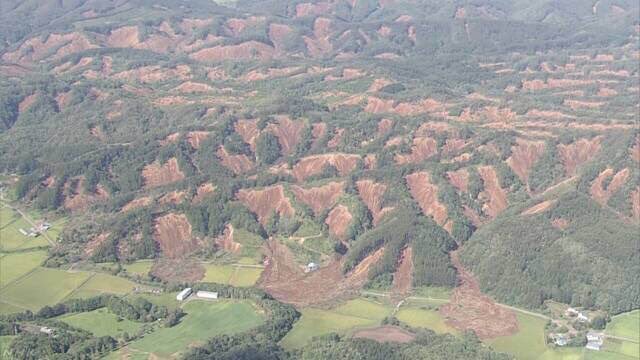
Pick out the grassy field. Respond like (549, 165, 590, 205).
(280, 298, 391, 349)
(396, 307, 457, 335)
(123, 261, 154, 276)
(0, 207, 64, 251)
(110, 300, 264, 358)
(60, 308, 142, 337)
(69, 273, 137, 298)
(201, 263, 262, 287)
(0, 250, 47, 288)
(606, 310, 639, 341)
(0, 335, 15, 359)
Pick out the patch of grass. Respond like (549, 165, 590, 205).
(293, 219, 322, 238)
(333, 298, 391, 321)
(128, 292, 180, 311)
(123, 261, 154, 276)
(412, 286, 452, 300)
(0, 268, 91, 311)
(0, 250, 47, 288)
(601, 338, 640, 359)
(201, 264, 263, 287)
(0, 213, 33, 251)
(396, 307, 457, 335)
(201, 264, 235, 284)
(123, 300, 264, 358)
(0, 208, 18, 228)
(0, 301, 25, 315)
(0, 335, 15, 359)
(606, 310, 639, 341)
(486, 313, 548, 360)
(233, 228, 264, 260)
(59, 308, 142, 337)
(71, 273, 137, 297)
(228, 267, 263, 287)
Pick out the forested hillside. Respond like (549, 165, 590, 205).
(0, 0, 638, 357)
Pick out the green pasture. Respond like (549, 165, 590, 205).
(60, 308, 142, 337)
(396, 307, 457, 335)
(606, 310, 639, 341)
(0, 250, 47, 288)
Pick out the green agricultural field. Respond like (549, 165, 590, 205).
(396, 307, 457, 335)
(0, 207, 18, 228)
(123, 261, 153, 276)
(115, 300, 264, 358)
(69, 273, 137, 298)
(606, 310, 639, 341)
(0, 250, 47, 288)
(200, 264, 263, 287)
(280, 298, 391, 349)
(0, 213, 34, 251)
(228, 267, 263, 287)
(599, 338, 640, 359)
(0, 335, 15, 359)
(201, 264, 235, 283)
(60, 308, 142, 337)
(128, 292, 180, 311)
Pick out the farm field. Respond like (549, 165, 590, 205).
(60, 308, 142, 337)
(0, 335, 15, 359)
(606, 310, 640, 341)
(395, 307, 457, 335)
(0, 250, 47, 288)
(0, 206, 64, 251)
(201, 263, 262, 287)
(122, 261, 154, 276)
(109, 300, 264, 359)
(280, 298, 391, 349)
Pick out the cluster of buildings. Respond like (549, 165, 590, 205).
(176, 288, 219, 301)
(18, 221, 51, 237)
(549, 308, 605, 351)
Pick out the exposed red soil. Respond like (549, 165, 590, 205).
(3, 33, 96, 64)
(385, 136, 404, 148)
(159, 132, 180, 146)
(522, 78, 595, 90)
(234, 119, 260, 151)
(597, 87, 618, 97)
(153, 213, 200, 258)
(267, 116, 305, 155)
(292, 153, 360, 181)
(150, 259, 205, 283)
(395, 15, 413, 22)
(374, 52, 401, 60)
(121, 196, 152, 212)
(478, 166, 508, 218)
(84, 232, 111, 258)
(356, 180, 394, 226)
(291, 181, 344, 215)
(630, 136, 640, 163)
(89, 126, 106, 140)
(54, 57, 94, 74)
(405, 172, 449, 227)
(416, 122, 452, 135)
(593, 54, 615, 62)
(442, 138, 469, 155)
(295, 2, 331, 17)
(558, 137, 602, 175)
(258, 240, 384, 307)
(327, 128, 344, 148)
(364, 154, 377, 170)
(113, 65, 190, 83)
(325, 68, 365, 81)
(525, 109, 574, 119)
(352, 326, 415, 343)
(459, 106, 516, 123)
(392, 246, 413, 295)
(325, 205, 353, 240)
(215, 224, 241, 254)
(303, 17, 333, 57)
(217, 146, 255, 174)
(173, 81, 213, 93)
(237, 185, 295, 224)
(590, 168, 630, 205)
(54, 91, 72, 111)
(185, 131, 210, 149)
(18, 93, 38, 113)
(153, 96, 195, 106)
(591, 69, 629, 77)
(141, 158, 185, 188)
(447, 169, 470, 193)
(395, 137, 438, 164)
(378, 25, 392, 37)
(244, 67, 300, 81)
(377, 118, 394, 135)
(521, 200, 556, 216)
(190, 41, 275, 62)
(63, 177, 109, 211)
(269, 23, 294, 52)
(440, 250, 518, 339)
(225, 17, 264, 37)
(506, 139, 545, 185)
(564, 99, 604, 110)
(158, 190, 186, 205)
(365, 96, 446, 116)
(193, 183, 216, 203)
(551, 218, 570, 230)
(631, 187, 640, 221)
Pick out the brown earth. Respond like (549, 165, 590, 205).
(378, 25, 392, 37)
(558, 137, 602, 175)
(269, 23, 294, 52)
(292, 153, 360, 181)
(158, 190, 186, 205)
(160, 132, 180, 146)
(121, 196, 152, 212)
(521, 200, 556, 215)
(395, 137, 438, 164)
(327, 128, 344, 148)
(377, 118, 394, 135)
(365, 96, 445, 116)
(478, 166, 508, 218)
(630, 136, 640, 163)
(237, 185, 295, 224)
(551, 218, 570, 230)
(447, 169, 470, 193)
(84, 232, 111, 258)
(18, 93, 38, 113)
(304, 17, 333, 57)
(258, 240, 384, 307)
(244, 67, 301, 81)
(295, 2, 331, 17)
(440, 250, 518, 339)
(63, 177, 109, 211)
(291, 181, 344, 215)
(267, 116, 305, 155)
(235, 119, 260, 151)
(564, 99, 604, 110)
(597, 87, 618, 97)
(217, 146, 255, 174)
(589, 168, 630, 205)
(173, 82, 214, 93)
(325, 68, 365, 81)
(506, 139, 545, 185)
(190, 41, 275, 62)
(392, 246, 413, 295)
(442, 138, 469, 155)
(369, 79, 393, 93)
(356, 180, 394, 226)
(153, 213, 200, 258)
(525, 109, 574, 119)
(385, 136, 404, 148)
(153, 96, 194, 106)
(325, 205, 353, 240)
(631, 187, 640, 221)
(215, 224, 241, 254)
(89, 126, 105, 140)
(405, 172, 449, 227)
(364, 154, 377, 170)
(141, 158, 185, 188)
(193, 183, 216, 203)
(150, 259, 205, 283)
(55, 91, 72, 111)
(112, 65, 190, 83)
(352, 326, 415, 343)
(185, 131, 210, 149)
(3, 33, 96, 64)
(522, 78, 595, 90)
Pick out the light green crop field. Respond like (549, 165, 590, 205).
(201, 264, 262, 287)
(0, 207, 18, 228)
(60, 308, 142, 337)
(201, 264, 235, 283)
(0, 250, 47, 288)
(0, 267, 91, 312)
(115, 300, 264, 358)
(396, 307, 457, 335)
(0, 214, 34, 251)
(280, 298, 391, 349)
(228, 267, 263, 287)
(0, 335, 15, 359)
(123, 261, 154, 276)
(606, 310, 639, 341)
(70, 273, 137, 298)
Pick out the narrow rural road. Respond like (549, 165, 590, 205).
(1, 201, 56, 246)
